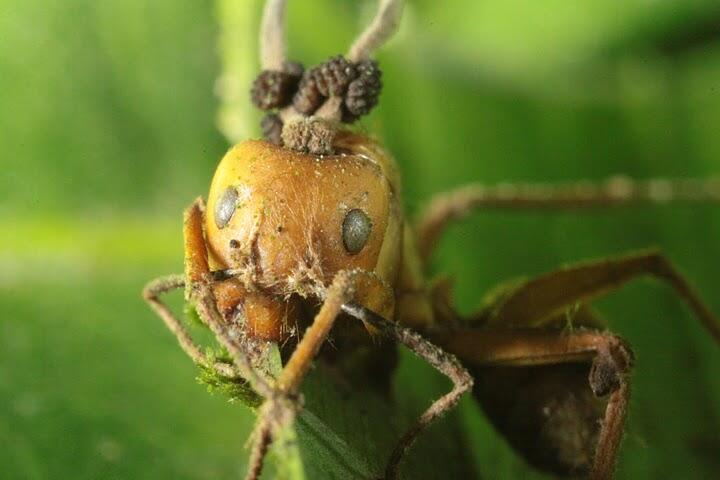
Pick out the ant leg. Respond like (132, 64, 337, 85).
(471, 249, 720, 344)
(142, 275, 235, 378)
(245, 415, 273, 480)
(276, 270, 359, 392)
(143, 275, 205, 365)
(150, 195, 257, 383)
(342, 303, 474, 480)
(183, 197, 210, 285)
(183, 198, 274, 397)
(593, 383, 629, 480)
(239, 270, 363, 480)
(430, 327, 632, 480)
(143, 196, 275, 393)
(246, 269, 471, 480)
(416, 177, 720, 260)
(189, 279, 284, 480)
(430, 250, 720, 479)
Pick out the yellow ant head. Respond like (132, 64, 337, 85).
(205, 131, 403, 302)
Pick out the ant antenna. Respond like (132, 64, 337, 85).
(251, 0, 404, 155)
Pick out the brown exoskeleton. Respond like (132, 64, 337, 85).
(144, 1, 720, 479)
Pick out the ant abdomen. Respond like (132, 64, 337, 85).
(473, 362, 604, 477)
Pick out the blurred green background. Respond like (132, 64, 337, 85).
(2, 0, 720, 478)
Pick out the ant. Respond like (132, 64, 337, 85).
(144, 1, 720, 479)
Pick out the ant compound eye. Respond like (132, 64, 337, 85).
(342, 208, 372, 255)
(215, 186, 238, 229)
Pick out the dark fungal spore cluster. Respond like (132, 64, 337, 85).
(250, 70, 297, 111)
(250, 61, 304, 111)
(293, 55, 357, 114)
(343, 60, 382, 122)
(251, 56, 383, 144)
(260, 113, 284, 145)
(250, 61, 304, 144)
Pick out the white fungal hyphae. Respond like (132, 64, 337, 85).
(237, 184, 253, 203)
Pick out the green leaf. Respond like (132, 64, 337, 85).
(2, 0, 720, 479)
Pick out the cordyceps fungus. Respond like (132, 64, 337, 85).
(249, 0, 400, 155)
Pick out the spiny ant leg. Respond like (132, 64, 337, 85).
(417, 177, 720, 260)
(277, 270, 359, 393)
(189, 276, 274, 399)
(177, 197, 277, 479)
(190, 282, 287, 480)
(142, 274, 236, 378)
(343, 303, 474, 480)
(174, 282, 275, 480)
(243, 269, 464, 480)
(183, 197, 275, 398)
(240, 269, 363, 480)
(591, 379, 630, 480)
(648, 253, 720, 343)
(435, 249, 720, 478)
(473, 250, 720, 345)
(143, 275, 206, 365)
(245, 416, 273, 480)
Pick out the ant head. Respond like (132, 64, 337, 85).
(250, 0, 405, 155)
(205, 131, 403, 297)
